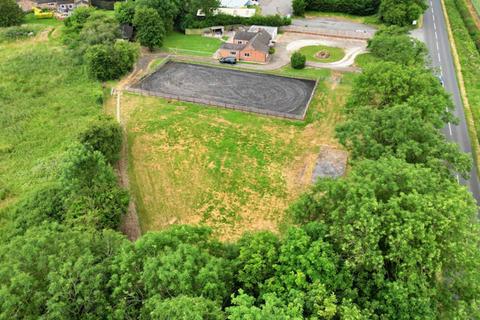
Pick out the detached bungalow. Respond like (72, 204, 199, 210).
(219, 29, 272, 63)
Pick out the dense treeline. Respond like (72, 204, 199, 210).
(1, 23, 479, 318)
(453, 0, 480, 50)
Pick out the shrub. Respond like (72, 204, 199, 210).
(268, 47, 275, 54)
(85, 40, 139, 81)
(78, 115, 122, 164)
(293, 0, 307, 16)
(2, 26, 35, 40)
(291, 51, 306, 69)
(0, 0, 24, 27)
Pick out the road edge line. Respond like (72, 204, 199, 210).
(440, 0, 480, 176)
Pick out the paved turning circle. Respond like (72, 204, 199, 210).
(133, 61, 316, 119)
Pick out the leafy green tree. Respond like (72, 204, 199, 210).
(347, 61, 453, 127)
(133, 7, 166, 50)
(379, 0, 427, 26)
(60, 143, 129, 229)
(291, 51, 306, 69)
(368, 26, 427, 66)
(136, 0, 180, 31)
(289, 157, 480, 318)
(79, 115, 122, 164)
(0, 0, 24, 27)
(293, 0, 306, 16)
(336, 103, 471, 177)
(64, 6, 96, 34)
(142, 295, 224, 319)
(235, 232, 279, 296)
(114, 1, 137, 24)
(0, 224, 128, 319)
(227, 290, 301, 319)
(109, 225, 234, 319)
(85, 40, 139, 81)
(75, 12, 120, 54)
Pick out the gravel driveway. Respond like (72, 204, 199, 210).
(259, 0, 292, 16)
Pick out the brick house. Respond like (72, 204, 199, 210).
(218, 29, 272, 63)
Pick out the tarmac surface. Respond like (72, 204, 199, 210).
(133, 61, 316, 118)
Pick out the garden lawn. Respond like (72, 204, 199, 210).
(112, 69, 352, 240)
(162, 32, 223, 56)
(0, 30, 103, 209)
(298, 45, 345, 63)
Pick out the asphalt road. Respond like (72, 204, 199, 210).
(423, 0, 480, 203)
(259, 0, 292, 16)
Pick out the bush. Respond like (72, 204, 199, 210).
(2, 26, 35, 40)
(293, 0, 307, 16)
(114, 1, 136, 24)
(291, 51, 306, 69)
(133, 7, 166, 50)
(78, 115, 122, 164)
(305, 0, 380, 16)
(85, 40, 139, 81)
(268, 47, 275, 54)
(0, 0, 24, 27)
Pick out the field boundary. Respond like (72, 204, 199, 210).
(127, 61, 318, 120)
(441, 0, 480, 174)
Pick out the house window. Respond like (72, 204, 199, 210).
(244, 53, 250, 57)
(230, 51, 237, 55)
(68, 4, 74, 8)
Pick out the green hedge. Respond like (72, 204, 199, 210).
(453, 0, 480, 51)
(305, 0, 380, 15)
(445, 0, 480, 144)
(183, 14, 291, 30)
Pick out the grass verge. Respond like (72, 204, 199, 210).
(443, 0, 480, 174)
(304, 11, 382, 27)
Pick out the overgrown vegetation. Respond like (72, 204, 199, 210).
(0, 0, 24, 27)
(445, 0, 480, 146)
(453, 0, 480, 50)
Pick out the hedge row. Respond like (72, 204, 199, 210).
(305, 0, 380, 16)
(453, 0, 480, 51)
(183, 14, 291, 30)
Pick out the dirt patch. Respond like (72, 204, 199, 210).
(312, 146, 348, 182)
(315, 50, 331, 59)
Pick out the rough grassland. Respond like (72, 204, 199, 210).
(0, 29, 102, 209)
(114, 70, 351, 240)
